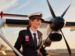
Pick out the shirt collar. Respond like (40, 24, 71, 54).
(29, 28, 37, 35)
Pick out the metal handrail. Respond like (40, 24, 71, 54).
(0, 34, 23, 56)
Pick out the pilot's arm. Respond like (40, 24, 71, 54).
(14, 31, 24, 56)
(40, 46, 50, 56)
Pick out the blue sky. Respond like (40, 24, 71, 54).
(0, 0, 75, 50)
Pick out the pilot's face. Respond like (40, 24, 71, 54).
(31, 18, 41, 29)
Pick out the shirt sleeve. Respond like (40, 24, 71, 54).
(14, 31, 24, 56)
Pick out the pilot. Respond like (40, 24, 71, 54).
(14, 12, 50, 56)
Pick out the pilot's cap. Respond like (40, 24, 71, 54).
(28, 12, 44, 21)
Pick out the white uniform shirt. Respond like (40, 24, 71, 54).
(29, 28, 39, 46)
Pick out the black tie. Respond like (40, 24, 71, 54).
(33, 33, 37, 47)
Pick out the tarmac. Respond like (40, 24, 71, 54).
(0, 51, 75, 56)
(47, 51, 75, 56)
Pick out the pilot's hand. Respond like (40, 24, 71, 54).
(46, 55, 50, 56)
